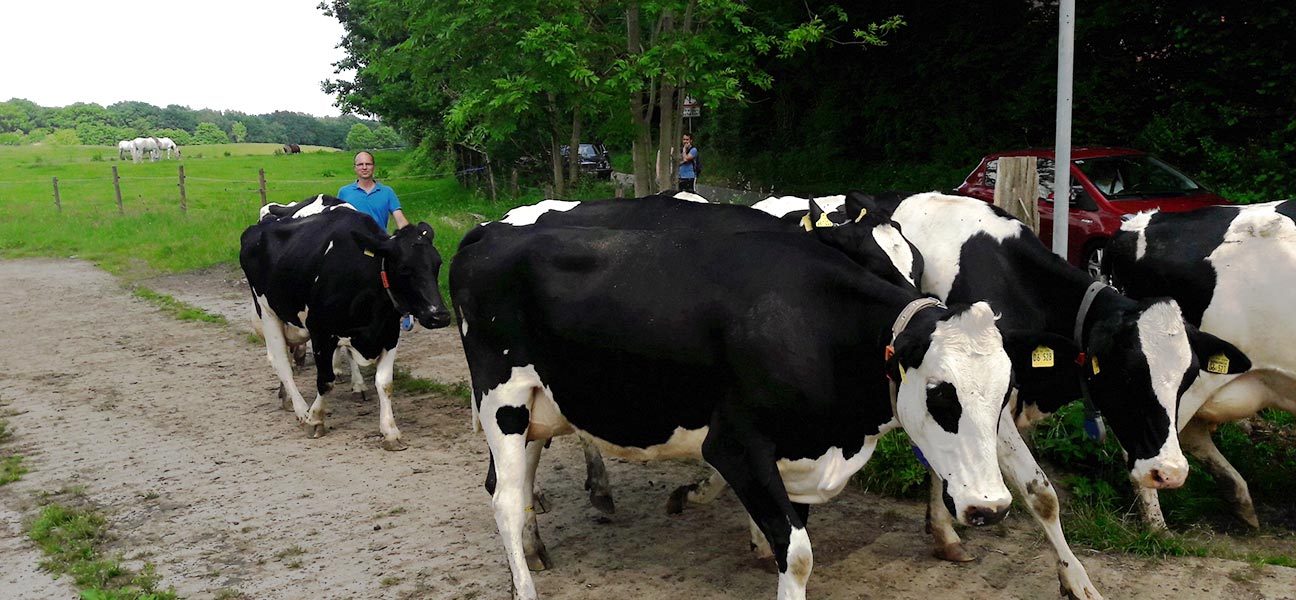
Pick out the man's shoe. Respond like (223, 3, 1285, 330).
(400, 314, 415, 331)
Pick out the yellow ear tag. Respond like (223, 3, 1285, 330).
(800, 215, 813, 232)
(1031, 346, 1055, 368)
(898, 365, 907, 383)
(854, 208, 868, 223)
(1206, 354, 1230, 374)
(815, 212, 834, 228)
(363, 250, 375, 257)
(1091, 356, 1101, 375)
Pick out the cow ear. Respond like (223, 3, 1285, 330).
(417, 222, 435, 241)
(808, 197, 834, 229)
(845, 191, 880, 221)
(350, 227, 396, 258)
(1002, 331, 1085, 410)
(1187, 326, 1251, 375)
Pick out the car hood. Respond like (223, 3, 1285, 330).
(1106, 192, 1231, 215)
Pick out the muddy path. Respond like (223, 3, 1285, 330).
(1, 257, 1294, 599)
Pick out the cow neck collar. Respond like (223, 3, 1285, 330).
(891, 296, 945, 343)
(1073, 281, 1111, 347)
(379, 257, 403, 312)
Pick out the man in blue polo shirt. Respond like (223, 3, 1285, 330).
(338, 150, 415, 329)
(337, 151, 410, 231)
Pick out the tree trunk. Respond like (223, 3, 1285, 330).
(627, 5, 652, 197)
(546, 92, 566, 196)
(653, 10, 678, 192)
(568, 112, 582, 185)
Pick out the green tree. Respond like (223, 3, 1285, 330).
(47, 128, 82, 145)
(231, 121, 248, 143)
(345, 123, 377, 150)
(193, 122, 230, 145)
(154, 128, 193, 146)
(373, 125, 402, 148)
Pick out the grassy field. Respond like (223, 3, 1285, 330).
(0, 143, 620, 281)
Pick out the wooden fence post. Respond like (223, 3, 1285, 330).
(112, 166, 123, 214)
(258, 168, 268, 206)
(993, 156, 1039, 234)
(53, 177, 61, 213)
(178, 165, 188, 213)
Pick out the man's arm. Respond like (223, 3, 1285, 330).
(392, 208, 411, 230)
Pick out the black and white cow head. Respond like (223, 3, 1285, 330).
(801, 197, 924, 289)
(888, 301, 1013, 526)
(1084, 297, 1248, 487)
(363, 223, 453, 329)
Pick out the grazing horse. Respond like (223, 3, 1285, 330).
(283, 143, 301, 154)
(117, 140, 135, 161)
(132, 137, 160, 163)
(157, 137, 178, 160)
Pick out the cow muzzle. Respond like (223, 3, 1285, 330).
(416, 308, 453, 329)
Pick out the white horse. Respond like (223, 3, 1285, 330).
(117, 140, 135, 161)
(157, 137, 178, 160)
(132, 137, 160, 163)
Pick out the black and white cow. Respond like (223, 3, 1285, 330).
(1105, 200, 1295, 529)
(451, 202, 1023, 600)
(758, 191, 1250, 600)
(239, 194, 452, 450)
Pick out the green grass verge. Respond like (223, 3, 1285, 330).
(130, 287, 227, 325)
(391, 367, 471, 404)
(2, 455, 26, 486)
(28, 502, 177, 600)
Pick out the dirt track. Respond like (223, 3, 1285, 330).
(2, 257, 1295, 599)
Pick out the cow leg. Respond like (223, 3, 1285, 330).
(577, 436, 615, 514)
(333, 346, 366, 401)
(480, 375, 546, 600)
(926, 469, 973, 562)
(1180, 417, 1260, 529)
(305, 335, 340, 439)
(256, 305, 313, 428)
(996, 409, 1101, 600)
(521, 438, 552, 570)
(667, 467, 728, 514)
(372, 347, 406, 451)
(703, 427, 811, 600)
(291, 342, 308, 373)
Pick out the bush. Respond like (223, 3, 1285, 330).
(192, 123, 228, 145)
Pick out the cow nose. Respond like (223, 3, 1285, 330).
(419, 309, 453, 329)
(962, 504, 1009, 527)
(1144, 466, 1188, 490)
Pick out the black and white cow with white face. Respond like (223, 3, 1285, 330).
(759, 191, 1250, 600)
(451, 202, 1019, 600)
(1106, 201, 1292, 529)
(240, 194, 452, 450)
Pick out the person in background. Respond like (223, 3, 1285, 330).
(678, 134, 698, 192)
(337, 151, 415, 330)
(338, 151, 410, 231)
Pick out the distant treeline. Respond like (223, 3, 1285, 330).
(0, 98, 403, 150)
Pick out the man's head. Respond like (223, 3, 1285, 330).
(354, 151, 376, 181)
(682, 134, 693, 147)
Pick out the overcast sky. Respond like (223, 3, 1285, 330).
(2, 1, 350, 117)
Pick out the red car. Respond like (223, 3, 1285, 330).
(956, 147, 1231, 278)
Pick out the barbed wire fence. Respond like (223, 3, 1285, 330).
(0, 165, 481, 214)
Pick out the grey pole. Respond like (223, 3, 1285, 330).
(1052, 0, 1075, 259)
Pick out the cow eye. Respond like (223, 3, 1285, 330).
(926, 382, 961, 434)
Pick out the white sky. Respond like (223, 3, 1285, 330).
(1, 1, 351, 117)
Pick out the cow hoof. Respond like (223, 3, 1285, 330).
(589, 491, 615, 515)
(352, 390, 367, 402)
(382, 438, 409, 452)
(933, 542, 975, 563)
(532, 491, 550, 514)
(666, 485, 691, 515)
(525, 547, 552, 572)
(308, 423, 326, 439)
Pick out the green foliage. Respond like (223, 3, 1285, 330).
(193, 122, 230, 145)
(28, 503, 178, 600)
(345, 123, 377, 150)
(852, 430, 929, 499)
(48, 129, 82, 145)
(231, 121, 248, 143)
(152, 129, 191, 146)
(1, 455, 26, 486)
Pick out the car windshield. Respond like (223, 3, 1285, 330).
(1075, 155, 1205, 200)
(578, 144, 600, 159)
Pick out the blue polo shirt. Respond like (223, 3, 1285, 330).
(679, 147, 698, 179)
(337, 181, 401, 229)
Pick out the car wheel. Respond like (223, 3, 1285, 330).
(1083, 241, 1108, 283)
